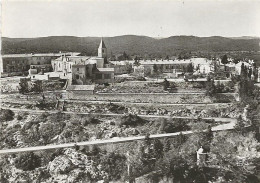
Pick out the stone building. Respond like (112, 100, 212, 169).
(52, 39, 114, 84)
(1, 53, 74, 77)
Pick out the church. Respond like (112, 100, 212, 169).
(51, 38, 114, 85)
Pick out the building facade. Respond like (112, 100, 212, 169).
(52, 39, 114, 84)
(1, 53, 75, 77)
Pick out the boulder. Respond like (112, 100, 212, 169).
(48, 156, 74, 175)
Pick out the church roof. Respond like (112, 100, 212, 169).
(99, 38, 106, 49)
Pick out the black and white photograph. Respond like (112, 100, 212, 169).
(0, 0, 260, 182)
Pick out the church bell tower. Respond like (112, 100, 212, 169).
(98, 38, 107, 60)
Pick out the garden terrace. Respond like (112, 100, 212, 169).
(63, 101, 241, 118)
(95, 81, 207, 93)
(67, 93, 237, 104)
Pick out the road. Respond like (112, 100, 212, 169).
(0, 120, 235, 155)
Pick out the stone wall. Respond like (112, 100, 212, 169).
(66, 92, 236, 104)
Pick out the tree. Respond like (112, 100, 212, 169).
(18, 78, 29, 94)
(162, 78, 170, 91)
(123, 51, 129, 60)
(0, 109, 15, 122)
(99, 152, 127, 181)
(205, 77, 216, 96)
(186, 63, 194, 73)
(221, 54, 228, 65)
(209, 131, 260, 181)
(153, 64, 158, 74)
(124, 62, 132, 74)
(234, 115, 245, 134)
(119, 114, 146, 127)
(241, 63, 248, 78)
(14, 152, 41, 171)
(133, 59, 140, 67)
(32, 80, 43, 93)
(153, 64, 161, 79)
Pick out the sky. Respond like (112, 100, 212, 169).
(1, 0, 260, 38)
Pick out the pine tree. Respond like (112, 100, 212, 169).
(221, 54, 228, 65)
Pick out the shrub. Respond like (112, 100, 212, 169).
(106, 103, 127, 114)
(0, 109, 15, 122)
(39, 122, 66, 144)
(17, 115, 23, 120)
(83, 116, 100, 126)
(119, 114, 146, 127)
(99, 152, 127, 181)
(136, 76, 146, 81)
(158, 118, 190, 133)
(14, 152, 41, 171)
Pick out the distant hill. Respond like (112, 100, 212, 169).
(229, 36, 260, 40)
(2, 35, 260, 57)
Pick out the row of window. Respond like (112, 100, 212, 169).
(96, 73, 111, 79)
(4, 60, 28, 65)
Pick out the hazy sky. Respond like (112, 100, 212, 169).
(1, 0, 260, 38)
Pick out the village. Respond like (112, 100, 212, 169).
(1, 37, 260, 182)
(1, 0, 260, 182)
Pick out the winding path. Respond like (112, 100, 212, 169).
(0, 109, 236, 155)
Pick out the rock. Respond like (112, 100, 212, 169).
(108, 132, 117, 138)
(48, 156, 74, 175)
(132, 128, 140, 135)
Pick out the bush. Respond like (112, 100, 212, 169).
(99, 152, 127, 181)
(0, 109, 15, 122)
(106, 103, 127, 114)
(83, 116, 100, 126)
(119, 114, 146, 127)
(17, 115, 23, 120)
(158, 118, 190, 133)
(136, 76, 146, 81)
(39, 122, 66, 144)
(14, 152, 41, 171)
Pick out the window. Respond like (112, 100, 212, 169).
(75, 74, 79, 79)
(104, 74, 111, 79)
(102, 49, 105, 53)
(77, 68, 79, 71)
(96, 73, 102, 79)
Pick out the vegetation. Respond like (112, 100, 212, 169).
(158, 118, 190, 133)
(3, 36, 259, 56)
(0, 109, 15, 122)
(162, 78, 170, 91)
(119, 114, 146, 127)
(221, 54, 228, 65)
(14, 152, 41, 171)
(205, 77, 216, 96)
